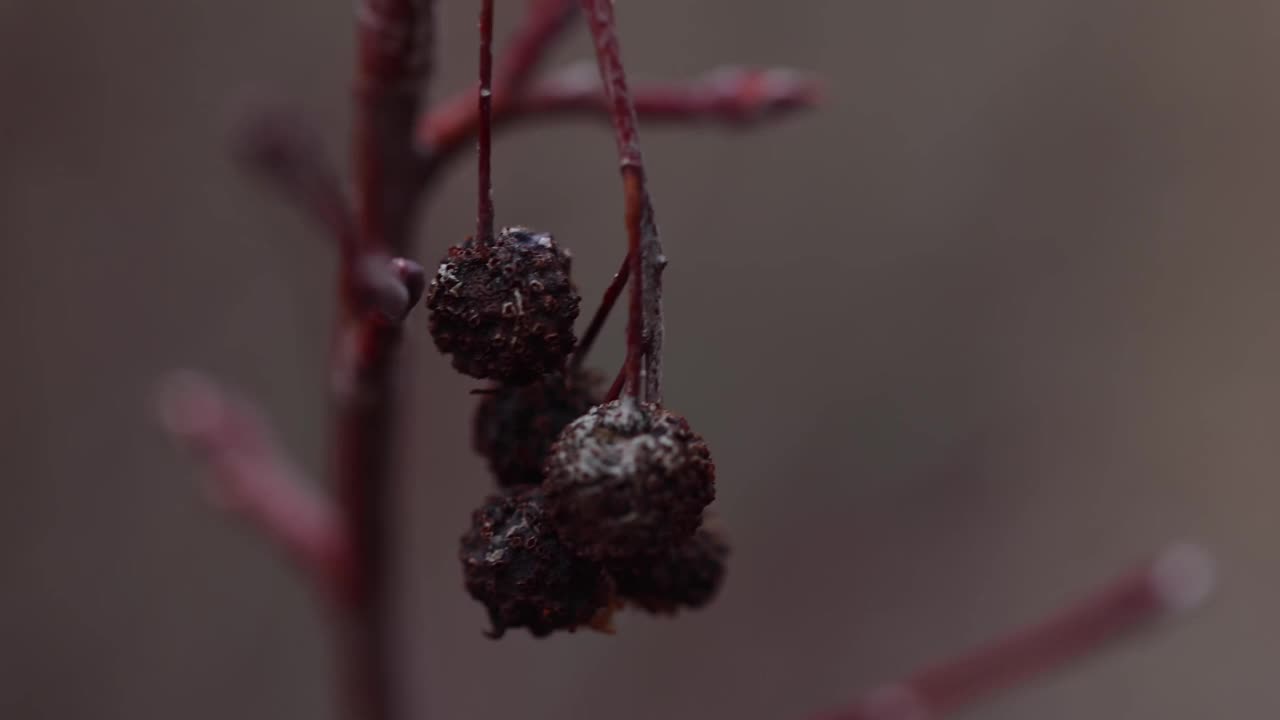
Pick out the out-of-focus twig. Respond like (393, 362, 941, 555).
(156, 372, 351, 604)
(813, 543, 1216, 720)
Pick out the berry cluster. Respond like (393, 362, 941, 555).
(428, 235, 726, 638)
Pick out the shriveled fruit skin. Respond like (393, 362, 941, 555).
(427, 227, 580, 384)
(543, 398, 715, 561)
(459, 489, 613, 638)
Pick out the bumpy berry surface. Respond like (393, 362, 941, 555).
(542, 398, 716, 560)
(473, 370, 602, 489)
(608, 527, 729, 614)
(426, 227, 580, 384)
(459, 489, 613, 638)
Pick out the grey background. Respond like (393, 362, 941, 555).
(3, 1, 1278, 718)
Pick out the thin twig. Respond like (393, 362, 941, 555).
(156, 372, 352, 605)
(234, 106, 358, 253)
(814, 543, 1216, 720)
(579, 0, 664, 403)
(419, 64, 819, 174)
(417, 0, 576, 168)
(476, 0, 496, 243)
(604, 361, 628, 403)
(496, 0, 578, 93)
(570, 252, 630, 370)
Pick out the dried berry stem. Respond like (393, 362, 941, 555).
(579, 0, 664, 403)
(815, 543, 1215, 720)
(571, 251, 630, 370)
(344, 2, 434, 719)
(622, 170, 646, 397)
(604, 362, 628, 403)
(156, 372, 352, 605)
(475, 0, 495, 244)
(418, 0, 575, 162)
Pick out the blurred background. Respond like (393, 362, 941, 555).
(4, 1, 1279, 718)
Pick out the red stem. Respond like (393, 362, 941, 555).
(579, 0, 664, 403)
(815, 544, 1215, 719)
(476, 0, 495, 244)
(421, 0, 575, 145)
(496, 0, 578, 93)
(156, 372, 352, 606)
(415, 0, 576, 183)
(570, 251, 630, 370)
(419, 65, 819, 173)
(622, 170, 645, 397)
(345, 2, 433, 719)
(604, 361, 628, 403)
(234, 106, 359, 265)
(354, 0, 432, 256)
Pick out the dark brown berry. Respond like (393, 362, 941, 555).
(459, 488, 613, 638)
(542, 398, 716, 560)
(609, 527, 729, 614)
(426, 227, 580, 384)
(473, 370, 603, 489)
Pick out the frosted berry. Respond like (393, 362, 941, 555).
(542, 398, 716, 560)
(609, 527, 729, 614)
(473, 370, 603, 489)
(426, 227, 580, 384)
(459, 488, 613, 638)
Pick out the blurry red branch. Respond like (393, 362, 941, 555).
(517, 64, 822, 127)
(816, 543, 1216, 720)
(421, 64, 821, 179)
(342, 3, 436, 720)
(495, 0, 577, 93)
(233, 107, 358, 259)
(156, 372, 352, 605)
(236, 107, 421, 322)
(416, 0, 575, 169)
(354, 0, 433, 256)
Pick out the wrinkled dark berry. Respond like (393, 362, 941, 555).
(460, 488, 613, 638)
(609, 527, 729, 614)
(542, 398, 716, 560)
(473, 370, 603, 489)
(426, 227, 580, 384)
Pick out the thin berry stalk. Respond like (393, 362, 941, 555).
(417, 0, 577, 183)
(571, 251, 630, 370)
(476, 0, 495, 244)
(604, 361, 628, 402)
(579, 0, 664, 403)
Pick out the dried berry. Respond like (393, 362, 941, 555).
(542, 398, 716, 560)
(459, 488, 614, 638)
(609, 527, 729, 614)
(473, 370, 603, 489)
(426, 227, 580, 384)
